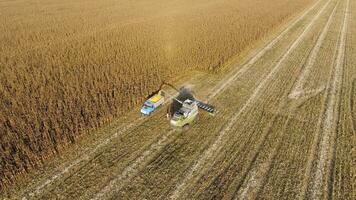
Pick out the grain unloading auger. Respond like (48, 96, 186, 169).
(140, 82, 216, 130)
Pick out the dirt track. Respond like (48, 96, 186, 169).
(2, 0, 354, 199)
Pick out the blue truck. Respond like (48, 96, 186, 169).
(140, 91, 165, 116)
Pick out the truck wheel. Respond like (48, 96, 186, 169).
(183, 124, 190, 131)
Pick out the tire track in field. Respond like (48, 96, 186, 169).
(299, 18, 340, 200)
(289, 1, 338, 100)
(169, 1, 332, 198)
(351, 79, 356, 132)
(235, 2, 339, 199)
(91, 1, 325, 199)
(309, 0, 349, 198)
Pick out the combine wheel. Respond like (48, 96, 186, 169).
(183, 124, 191, 131)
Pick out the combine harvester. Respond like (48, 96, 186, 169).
(140, 82, 216, 130)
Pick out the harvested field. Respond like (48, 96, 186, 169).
(1, 0, 355, 199)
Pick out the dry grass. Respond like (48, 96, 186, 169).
(0, 0, 313, 189)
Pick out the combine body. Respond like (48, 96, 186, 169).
(140, 91, 164, 116)
(170, 99, 199, 129)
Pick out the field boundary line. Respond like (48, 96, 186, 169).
(169, 0, 332, 198)
(235, 3, 339, 199)
(310, 0, 349, 198)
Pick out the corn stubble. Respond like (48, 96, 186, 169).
(0, 0, 312, 189)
